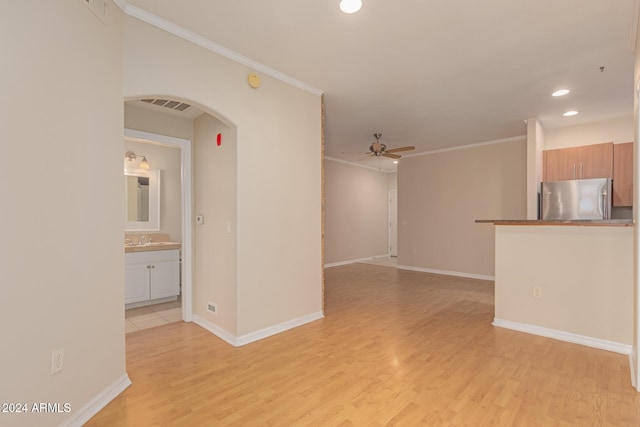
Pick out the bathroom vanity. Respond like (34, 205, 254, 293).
(125, 248, 180, 308)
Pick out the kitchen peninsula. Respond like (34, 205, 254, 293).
(478, 219, 633, 354)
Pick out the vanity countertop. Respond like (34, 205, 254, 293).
(125, 242, 181, 253)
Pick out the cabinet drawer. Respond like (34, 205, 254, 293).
(125, 249, 180, 264)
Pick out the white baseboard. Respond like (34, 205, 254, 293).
(125, 295, 177, 310)
(493, 318, 632, 355)
(324, 254, 389, 268)
(236, 311, 324, 346)
(630, 348, 638, 390)
(193, 311, 324, 347)
(192, 315, 238, 346)
(397, 264, 494, 281)
(59, 373, 131, 427)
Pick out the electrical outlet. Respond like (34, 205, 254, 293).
(533, 287, 542, 299)
(207, 302, 217, 315)
(51, 348, 64, 375)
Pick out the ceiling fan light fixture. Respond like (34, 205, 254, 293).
(340, 0, 362, 14)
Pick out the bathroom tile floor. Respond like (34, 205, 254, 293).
(125, 299, 182, 334)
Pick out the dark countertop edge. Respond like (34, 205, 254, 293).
(475, 219, 633, 227)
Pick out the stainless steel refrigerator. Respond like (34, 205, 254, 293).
(540, 178, 612, 220)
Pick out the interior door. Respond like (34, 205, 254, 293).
(389, 190, 398, 257)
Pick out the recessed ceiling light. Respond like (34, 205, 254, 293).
(552, 89, 570, 97)
(563, 110, 579, 117)
(393, 160, 398, 164)
(340, 0, 363, 14)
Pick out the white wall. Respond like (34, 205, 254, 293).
(387, 172, 398, 190)
(1, 2, 126, 426)
(124, 16, 323, 338)
(526, 119, 545, 219)
(324, 160, 391, 265)
(632, 11, 640, 390)
(398, 139, 527, 278)
(544, 115, 633, 150)
(193, 114, 238, 335)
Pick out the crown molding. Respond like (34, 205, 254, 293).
(324, 135, 526, 169)
(401, 135, 526, 159)
(324, 156, 396, 173)
(112, 0, 323, 96)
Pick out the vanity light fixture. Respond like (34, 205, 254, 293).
(124, 150, 150, 169)
(139, 157, 150, 170)
(552, 89, 570, 97)
(563, 110, 579, 117)
(340, 0, 362, 14)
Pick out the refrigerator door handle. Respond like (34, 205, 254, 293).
(602, 189, 609, 219)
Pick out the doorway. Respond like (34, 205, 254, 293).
(124, 128, 193, 326)
(389, 189, 398, 257)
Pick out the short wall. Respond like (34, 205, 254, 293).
(494, 225, 633, 349)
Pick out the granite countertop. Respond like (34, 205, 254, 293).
(475, 219, 633, 227)
(124, 242, 182, 253)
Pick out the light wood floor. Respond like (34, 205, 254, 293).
(87, 264, 640, 426)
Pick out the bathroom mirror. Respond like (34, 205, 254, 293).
(125, 169, 160, 231)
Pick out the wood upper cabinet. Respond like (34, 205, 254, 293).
(579, 142, 614, 179)
(613, 142, 633, 207)
(543, 142, 613, 182)
(543, 146, 579, 181)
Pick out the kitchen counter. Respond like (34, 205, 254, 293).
(476, 219, 632, 227)
(124, 242, 182, 253)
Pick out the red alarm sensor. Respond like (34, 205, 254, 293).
(217, 133, 222, 146)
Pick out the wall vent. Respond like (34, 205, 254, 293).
(207, 302, 218, 315)
(141, 98, 192, 113)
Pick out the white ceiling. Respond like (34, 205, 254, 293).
(124, 0, 637, 171)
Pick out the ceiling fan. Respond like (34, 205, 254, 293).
(362, 133, 415, 160)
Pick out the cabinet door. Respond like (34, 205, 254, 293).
(150, 259, 180, 299)
(543, 147, 579, 181)
(125, 263, 150, 304)
(613, 142, 633, 207)
(577, 142, 613, 179)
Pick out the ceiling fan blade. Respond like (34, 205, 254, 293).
(382, 153, 401, 159)
(358, 154, 375, 161)
(385, 146, 415, 154)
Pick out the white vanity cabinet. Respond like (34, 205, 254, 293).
(125, 249, 180, 305)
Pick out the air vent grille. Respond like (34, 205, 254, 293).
(140, 98, 192, 113)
